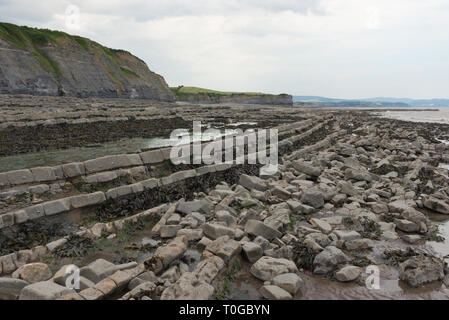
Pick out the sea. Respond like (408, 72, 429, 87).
(374, 106, 449, 124)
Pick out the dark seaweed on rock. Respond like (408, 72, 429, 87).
(383, 247, 421, 266)
(95, 163, 261, 222)
(292, 240, 319, 270)
(0, 219, 68, 255)
(0, 117, 191, 156)
(53, 234, 94, 258)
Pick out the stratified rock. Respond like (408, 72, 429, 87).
(0, 22, 175, 101)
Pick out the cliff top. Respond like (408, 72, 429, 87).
(170, 86, 290, 98)
(0, 22, 141, 78)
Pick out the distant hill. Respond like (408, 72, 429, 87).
(293, 95, 449, 108)
(363, 97, 449, 108)
(171, 86, 293, 105)
(0, 22, 174, 100)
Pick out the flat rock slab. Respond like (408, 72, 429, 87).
(19, 281, 75, 300)
(0, 278, 29, 300)
(259, 285, 292, 300)
(245, 219, 282, 240)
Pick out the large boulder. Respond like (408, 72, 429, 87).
(423, 196, 449, 215)
(399, 255, 444, 287)
(0, 278, 29, 300)
(239, 174, 268, 192)
(300, 189, 324, 209)
(250, 256, 298, 281)
(313, 246, 348, 274)
(12, 263, 52, 284)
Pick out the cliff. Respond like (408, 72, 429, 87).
(171, 86, 293, 105)
(0, 22, 175, 101)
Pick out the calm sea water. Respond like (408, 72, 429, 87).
(375, 106, 449, 124)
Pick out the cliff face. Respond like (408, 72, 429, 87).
(178, 93, 292, 105)
(0, 23, 175, 101)
(171, 86, 293, 105)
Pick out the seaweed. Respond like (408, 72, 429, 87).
(53, 235, 94, 258)
(383, 247, 420, 266)
(292, 240, 318, 271)
(0, 219, 68, 255)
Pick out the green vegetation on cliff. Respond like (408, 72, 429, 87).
(170, 85, 274, 98)
(0, 22, 174, 100)
(0, 22, 136, 81)
(170, 86, 292, 105)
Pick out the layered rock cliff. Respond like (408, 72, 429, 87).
(0, 23, 174, 101)
(176, 93, 293, 105)
(171, 86, 293, 105)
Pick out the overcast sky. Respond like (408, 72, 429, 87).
(1, 0, 449, 99)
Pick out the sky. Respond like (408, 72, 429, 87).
(1, 0, 449, 99)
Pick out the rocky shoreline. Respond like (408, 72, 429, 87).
(1, 101, 449, 300)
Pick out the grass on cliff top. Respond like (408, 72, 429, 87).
(0, 22, 131, 55)
(0, 22, 140, 82)
(170, 86, 275, 97)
